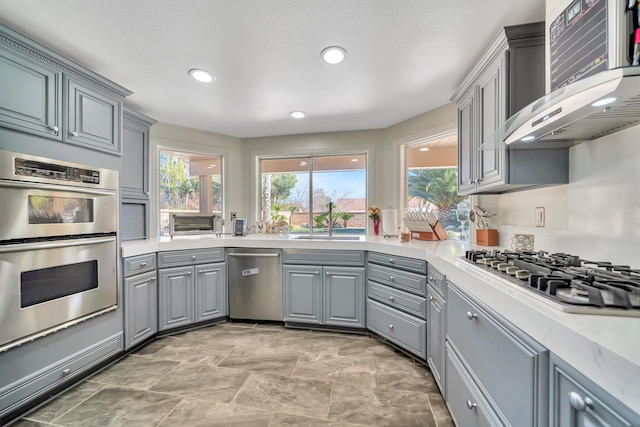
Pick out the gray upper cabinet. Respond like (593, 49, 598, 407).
(120, 108, 156, 242)
(549, 354, 640, 427)
(0, 47, 61, 139)
(121, 108, 156, 200)
(452, 22, 568, 195)
(64, 76, 122, 155)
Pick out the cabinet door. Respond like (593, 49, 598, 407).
(158, 266, 194, 331)
(457, 90, 476, 195)
(195, 262, 227, 322)
(121, 111, 150, 200)
(476, 56, 507, 191)
(323, 267, 365, 328)
(65, 77, 121, 154)
(283, 265, 322, 324)
(550, 355, 639, 427)
(427, 286, 445, 394)
(0, 47, 61, 139)
(124, 271, 157, 349)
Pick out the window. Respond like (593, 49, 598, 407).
(159, 150, 223, 236)
(405, 134, 469, 241)
(260, 154, 367, 235)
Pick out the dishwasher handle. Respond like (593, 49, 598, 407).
(228, 252, 280, 258)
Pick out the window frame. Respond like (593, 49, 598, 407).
(257, 151, 370, 235)
(149, 137, 228, 238)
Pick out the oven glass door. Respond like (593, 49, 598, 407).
(0, 236, 117, 351)
(0, 181, 116, 241)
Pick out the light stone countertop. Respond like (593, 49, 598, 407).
(122, 234, 640, 412)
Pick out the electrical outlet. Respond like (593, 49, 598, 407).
(231, 212, 237, 220)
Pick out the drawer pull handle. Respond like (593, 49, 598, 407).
(49, 125, 59, 133)
(388, 324, 394, 330)
(466, 311, 477, 320)
(191, 255, 197, 260)
(466, 400, 477, 410)
(569, 392, 593, 411)
(389, 296, 395, 302)
(389, 276, 394, 281)
(62, 368, 71, 376)
(315, 271, 320, 274)
(140, 262, 147, 267)
(198, 270, 203, 274)
(429, 296, 435, 302)
(429, 276, 435, 282)
(187, 271, 192, 275)
(389, 258, 394, 263)
(70, 131, 79, 137)
(150, 277, 156, 281)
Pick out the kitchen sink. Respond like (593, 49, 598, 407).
(292, 235, 363, 241)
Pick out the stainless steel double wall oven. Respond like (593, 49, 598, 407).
(0, 150, 118, 352)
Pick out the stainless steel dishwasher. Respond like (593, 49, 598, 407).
(227, 248, 283, 321)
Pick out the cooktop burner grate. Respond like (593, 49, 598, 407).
(461, 249, 640, 316)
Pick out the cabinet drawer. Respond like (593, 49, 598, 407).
(427, 265, 446, 296)
(447, 284, 547, 427)
(445, 342, 502, 427)
(367, 264, 426, 296)
(123, 253, 156, 277)
(158, 248, 224, 268)
(367, 299, 426, 359)
(367, 281, 427, 319)
(283, 249, 365, 266)
(550, 354, 640, 427)
(368, 252, 426, 274)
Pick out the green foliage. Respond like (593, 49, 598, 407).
(160, 152, 199, 210)
(270, 174, 297, 205)
(337, 211, 355, 227)
(270, 204, 287, 223)
(313, 213, 328, 228)
(408, 168, 464, 213)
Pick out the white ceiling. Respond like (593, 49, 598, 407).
(0, 0, 545, 138)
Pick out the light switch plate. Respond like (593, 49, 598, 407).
(535, 207, 545, 227)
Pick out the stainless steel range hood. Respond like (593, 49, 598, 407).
(496, 67, 640, 149)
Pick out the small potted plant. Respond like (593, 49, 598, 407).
(469, 206, 498, 246)
(368, 205, 381, 236)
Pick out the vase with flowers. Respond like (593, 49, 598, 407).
(368, 206, 381, 236)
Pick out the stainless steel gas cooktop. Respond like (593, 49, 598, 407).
(461, 250, 640, 317)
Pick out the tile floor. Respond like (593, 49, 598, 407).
(12, 322, 454, 427)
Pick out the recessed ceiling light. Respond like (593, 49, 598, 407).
(290, 111, 306, 119)
(419, 147, 430, 152)
(592, 97, 616, 107)
(351, 158, 358, 162)
(321, 46, 347, 65)
(521, 135, 536, 142)
(188, 69, 215, 83)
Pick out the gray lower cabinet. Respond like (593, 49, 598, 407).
(0, 45, 61, 139)
(427, 284, 446, 394)
(549, 354, 640, 427)
(283, 264, 365, 328)
(158, 249, 227, 331)
(123, 253, 157, 349)
(366, 252, 428, 359)
(447, 281, 548, 427)
(64, 76, 122, 155)
(124, 271, 157, 349)
(446, 341, 503, 427)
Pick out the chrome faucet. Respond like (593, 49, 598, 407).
(327, 201, 334, 237)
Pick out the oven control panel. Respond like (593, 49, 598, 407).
(15, 158, 100, 184)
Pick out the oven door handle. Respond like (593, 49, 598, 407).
(0, 180, 116, 196)
(0, 236, 116, 253)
